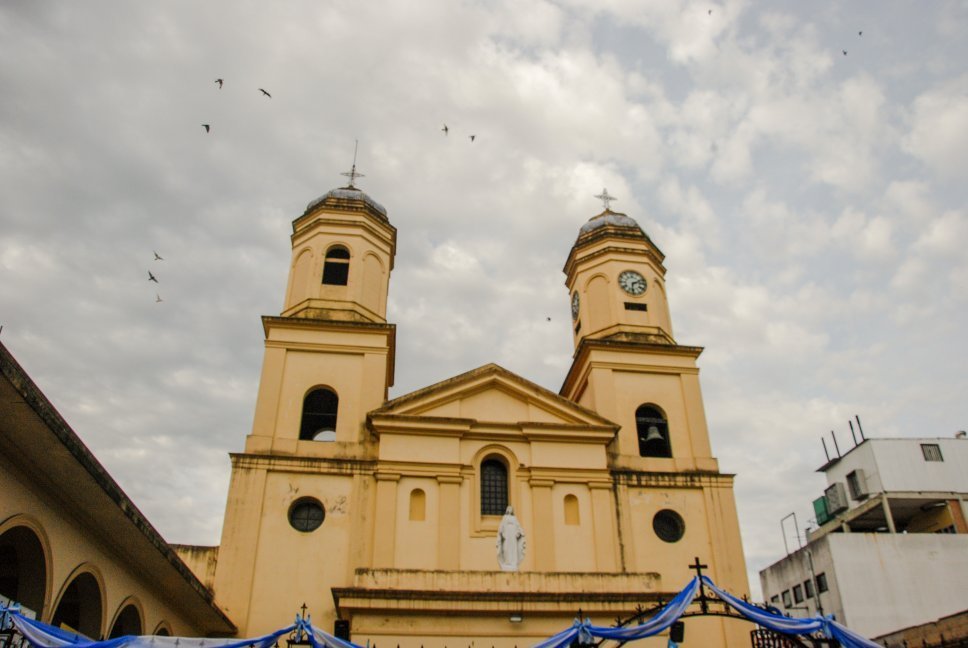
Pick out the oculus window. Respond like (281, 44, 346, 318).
(652, 509, 685, 543)
(289, 498, 325, 532)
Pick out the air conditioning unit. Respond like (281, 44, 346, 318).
(813, 495, 831, 525)
(846, 469, 869, 500)
(825, 482, 848, 514)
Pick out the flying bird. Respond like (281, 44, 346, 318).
(858, 31, 862, 36)
(259, 88, 272, 98)
(154, 251, 164, 261)
(155, 294, 163, 303)
(215, 78, 223, 88)
(842, 50, 848, 55)
(202, 124, 210, 133)
(708, 8, 712, 14)
(469, 135, 476, 142)
(546, 317, 551, 322)
(441, 124, 449, 135)
(148, 270, 159, 283)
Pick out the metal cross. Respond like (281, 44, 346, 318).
(594, 188, 616, 211)
(340, 140, 365, 188)
(689, 557, 710, 613)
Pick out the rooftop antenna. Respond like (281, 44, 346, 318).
(821, 437, 831, 462)
(855, 414, 866, 440)
(848, 420, 858, 446)
(831, 430, 842, 458)
(340, 140, 365, 188)
(780, 512, 802, 555)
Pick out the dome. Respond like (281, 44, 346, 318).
(304, 186, 387, 218)
(578, 209, 644, 236)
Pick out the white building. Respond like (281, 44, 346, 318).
(759, 434, 968, 641)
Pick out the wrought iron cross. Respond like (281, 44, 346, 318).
(594, 188, 616, 211)
(689, 557, 710, 614)
(340, 140, 365, 188)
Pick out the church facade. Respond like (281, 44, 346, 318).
(201, 182, 750, 647)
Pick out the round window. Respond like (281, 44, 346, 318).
(652, 509, 685, 543)
(289, 498, 325, 532)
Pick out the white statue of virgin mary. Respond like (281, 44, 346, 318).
(496, 506, 526, 571)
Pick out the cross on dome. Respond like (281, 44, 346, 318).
(594, 188, 617, 211)
(340, 140, 365, 188)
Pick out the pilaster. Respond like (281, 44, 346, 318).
(437, 475, 462, 569)
(530, 479, 556, 571)
(373, 472, 400, 567)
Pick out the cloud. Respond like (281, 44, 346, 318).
(2, 2, 967, 602)
(903, 75, 968, 176)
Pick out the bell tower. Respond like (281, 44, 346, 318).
(213, 172, 396, 634)
(560, 190, 717, 473)
(247, 174, 397, 455)
(282, 174, 395, 324)
(563, 189, 675, 348)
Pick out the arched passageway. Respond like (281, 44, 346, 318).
(109, 603, 143, 638)
(0, 525, 48, 616)
(51, 572, 103, 639)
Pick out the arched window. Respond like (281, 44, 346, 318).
(322, 246, 350, 286)
(299, 388, 338, 441)
(636, 405, 672, 458)
(409, 489, 426, 521)
(480, 458, 509, 515)
(564, 494, 580, 526)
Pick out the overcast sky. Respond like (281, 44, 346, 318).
(2, 1, 966, 600)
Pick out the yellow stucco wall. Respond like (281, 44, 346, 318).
(208, 195, 750, 648)
(0, 460, 214, 637)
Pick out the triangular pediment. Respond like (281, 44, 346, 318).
(371, 363, 615, 429)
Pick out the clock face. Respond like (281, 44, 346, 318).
(618, 270, 647, 296)
(571, 291, 580, 320)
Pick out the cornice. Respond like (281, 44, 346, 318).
(261, 315, 395, 336)
(229, 453, 378, 474)
(564, 242, 667, 285)
(610, 469, 735, 488)
(561, 337, 704, 397)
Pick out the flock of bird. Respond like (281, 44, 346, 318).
(200, 78, 272, 134)
(149, 79, 276, 302)
(169, 23, 862, 306)
(440, 123, 477, 143)
(147, 251, 163, 303)
(843, 30, 863, 56)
